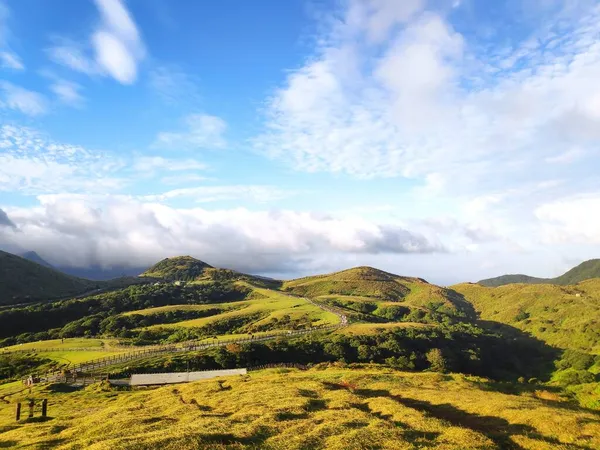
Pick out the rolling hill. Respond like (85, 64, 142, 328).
(284, 266, 477, 327)
(478, 259, 600, 287)
(141, 256, 282, 288)
(452, 280, 600, 354)
(0, 250, 99, 305)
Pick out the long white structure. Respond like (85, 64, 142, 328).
(130, 368, 247, 386)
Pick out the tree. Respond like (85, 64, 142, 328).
(426, 348, 448, 373)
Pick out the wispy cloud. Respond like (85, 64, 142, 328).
(133, 156, 208, 173)
(140, 185, 293, 204)
(0, 125, 125, 194)
(154, 114, 227, 150)
(50, 79, 85, 107)
(47, 0, 145, 84)
(0, 1, 24, 71)
(0, 82, 47, 115)
(148, 65, 201, 104)
(0, 50, 23, 70)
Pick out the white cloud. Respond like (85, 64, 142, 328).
(155, 114, 227, 150)
(47, 0, 145, 84)
(47, 43, 99, 76)
(0, 82, 47, 116)
(50, 79, 84, 107)
(254, 0, 600, 194)
(0, 51, 23, 70)
(1, 195, 443, 272)
(535, 194, 600, 244)
(133, 156, 208, 173)
(544, 147, 585, 164)
(140, 185, 294, 204)
(160, 174, 208, 185)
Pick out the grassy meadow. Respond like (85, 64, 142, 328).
(1, 366, 599, 449)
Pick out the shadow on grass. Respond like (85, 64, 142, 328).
(352, 387, 594, 450)
(192, 425, 272, 446)
(393, 395, 595, 450)
(303, 398, 328, 412)
(44, 383, 81, 393)
(274, 411, 309, 421)
(0, 441, 17, 448)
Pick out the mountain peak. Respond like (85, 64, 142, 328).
(20, 251, 53, 268)
(140, 256, 213, 281)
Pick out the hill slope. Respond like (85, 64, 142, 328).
(2, 367, 598, 449)
(478, 259, 600, 287)
(452, 280, 600, 354)
(284, 266, 476, 325)
(0, 250, 97, 305)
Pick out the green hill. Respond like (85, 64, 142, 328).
(284, 266, 476, 327)
(452, 280, 600, 354)
(140, 256, 280, 288)
(140, 256, 214, 281)
(478, 259, 600, 287)
(0, 250, 98, 305)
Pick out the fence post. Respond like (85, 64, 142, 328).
(15, 403, 21, 421)
(28, 400, 34, 419)
(41, 399, 48, 418)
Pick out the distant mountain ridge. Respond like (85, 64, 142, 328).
(20, 251, 53, 268)
(0, 250, 98, 305)
(478, 259, 600, 287)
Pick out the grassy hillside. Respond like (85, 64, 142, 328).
(283, 266, 414, 300)
(452, 280, 600, 354)
(0, 250, 98, 305)
(478, 259, 600, 287)
(128, 288, 339, 337)
(140, 256, 213, 280)
(1, 366, 598, 449)
(285, 267, 475, 326)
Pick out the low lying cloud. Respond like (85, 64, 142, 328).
(1, 196, 444, 274)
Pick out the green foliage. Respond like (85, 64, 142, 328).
(0, 282, 249, 344)
(554, 369, 597, 386)
(426, 348, 448, 373)
(0, 352, 52, 380)
(556, 350, 596, 371)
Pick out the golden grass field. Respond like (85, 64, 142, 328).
(1, 366, 599, 449)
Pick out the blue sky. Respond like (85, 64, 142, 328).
(1, 0, 600, 284)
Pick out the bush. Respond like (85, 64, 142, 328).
(554, 369, 596, 386)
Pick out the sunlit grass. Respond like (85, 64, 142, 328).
(0, 366, 598, 449)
